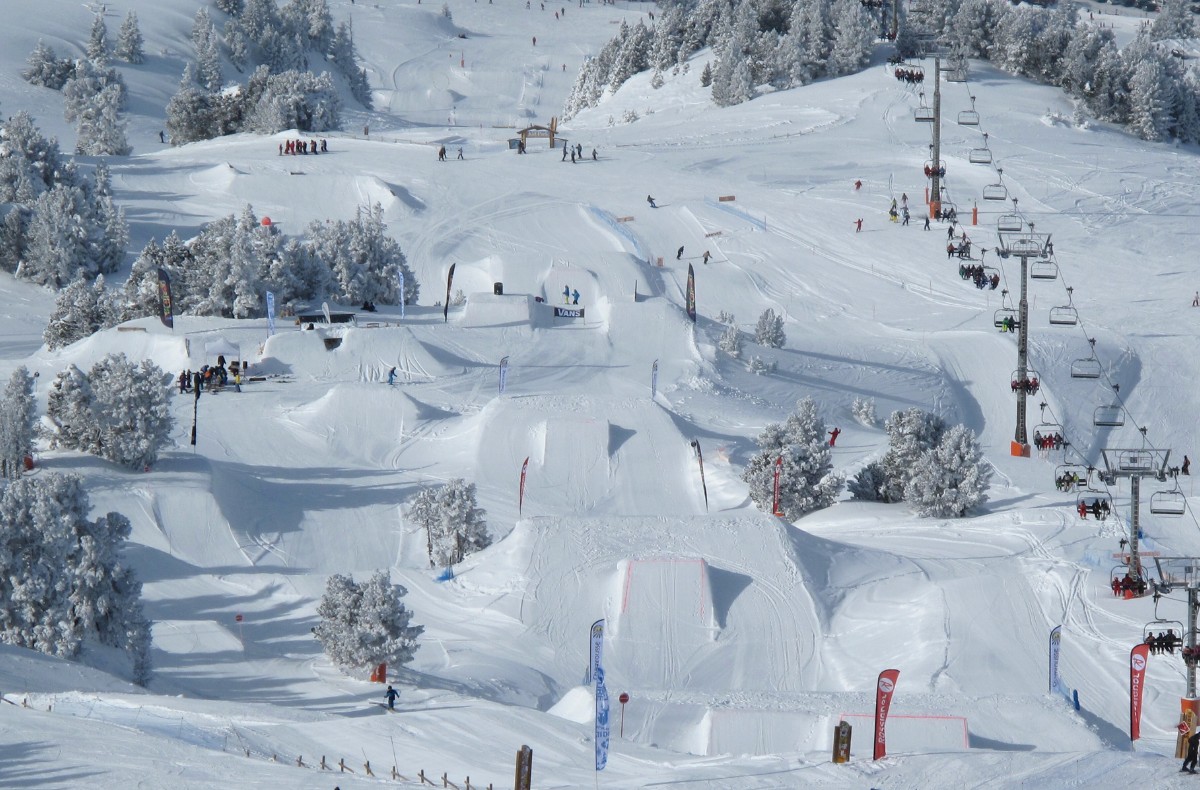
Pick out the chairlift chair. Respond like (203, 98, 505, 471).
(1030, 259, 1058, 281)
(1054, 463, 1089, 490)
(1010, 368, 1041, 394)
(1071, 339, 1102, 379)
(1093, 405, 1125, 427)
(1049, 287, 1079, 326)
(1077, 491, 1114, 520)
(968, 135, 993, 164)
(1142, 620, 1185, 646)
(997, 214, 1023, 232)
(982, 182, 1008, 201)
(915, 93, 935, 123)
(958, 95, 980, 126)
(993, 308, 1018, 329)
(1150, 489, 1187, 516)
(1034, 421, 1064, 439)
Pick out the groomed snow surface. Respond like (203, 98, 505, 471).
(2, 0, 1199, 787)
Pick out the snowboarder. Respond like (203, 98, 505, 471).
(902, 208, 910, 226)
(1184, 456, 1191, 475)
(159, 130, 166, 144)
(438, 145, 447, 161)
(702, 250, 711, 265)
(901, 192, 908, 206)
(828, 427, 841, 447)
(572, 288, 580, 305)
(647, 195, 656, 208)
(457, 147, 464, 160)
(387, 367, 397, 386)
(571, 150, 576, 163)
(923, 216, 930, 231)
(854, 218, 863, 233)
(592, 148, 597, 161)
(563, 285, 571, 304)
(386, 685, 399, 710)
(532, 36, 536, 46)
(676, 246, 684, 260)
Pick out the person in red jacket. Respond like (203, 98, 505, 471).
(828, 427, 841, 447)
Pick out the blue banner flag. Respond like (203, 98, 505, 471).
(265, 291, 276, 337)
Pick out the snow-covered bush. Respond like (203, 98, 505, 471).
(0, 473, 151, 684)
(847, 461, 887, 501)
(622, 108, 639, 124)
(851, 396, 877, 426)
(22, 41, 75, 89)
(905, 425, 992, 517)
(717, 311, 735, 325)
(406, 479, 491, 568)
(313, 571, 423, 675)
(43, 276, 119, 350)
(741, 397, 843, 520)
(748, 355, 775, 375)
(44, 354, 173, 469)
(87, 14, 110, 66)
(0, 367, 38, 479)
(441, 3, 453, 19)
(754, 308, 786, 348)
(718, 323, 742, 358)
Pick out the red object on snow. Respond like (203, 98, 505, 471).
(22, 455, 34, 471)
(261, 216, 272, 227)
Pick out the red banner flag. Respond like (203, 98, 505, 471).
(873, 669, 900, 760)
(772, 457, 783, 517)
(519, 456, 530, 516)
(1130, 643, 1150, 741)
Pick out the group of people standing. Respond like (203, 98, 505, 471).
(280, 138, 327, 155)
(560, 142, 596, 163)
(561, 285, 580, 304)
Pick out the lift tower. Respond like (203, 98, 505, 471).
(1151, 555, 1200, 751)
(930, 58, 942, 218)
(1101, 445, 1171, 589)
(996, 223, 1049, 456)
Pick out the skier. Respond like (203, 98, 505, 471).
(854, 180, 862, 191)
(572, 288, 580, 305)
(1184, 456, 1191, 475)
(321, 138, 327, 152)
(562, 146, 568, 162)
(647, 195, 656, 208)
(1193, 291, 1199, 307)
(702, 250, 711, 265)
(159, 130, 166, 144)
(902, 208, 910, 226)
(828, 427, 841, 447)
(457, 147, 464, 160)
(676, 246, 684, 260)
(571, 150, 576, 163)
(563, 285, 571, 304)
(854, 218, 863, 233)
(438, 145, 447, 161)
(923, 216, 930, 231)
(386, 685, 399, 710)
(592, 148, 597, 161)
(387, 367, 397, 386)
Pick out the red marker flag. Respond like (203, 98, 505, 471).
(873, 668, 900, 760)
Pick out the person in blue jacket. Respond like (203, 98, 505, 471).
(385, 685, 399, 710)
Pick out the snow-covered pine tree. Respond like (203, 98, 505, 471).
(848, 460, 888, 501)
(216, 0, 245, 16)
(0, 112, 77, 202)
(23, 41, 75, 89)
(827, 0, 874, 78)
(406, 479, 490, 568)
(87, 354, 173, 469)
(718, 322, 742, 358)
(754, 308, 786, 348)
(741, 397, 843, 520)
(73, 83, 132, 156)
(905, 424, 992, 517)
(330, 21, 373, 108)
(245, 70, 341, 133)
(878, 406, 946, 502)
(43, 276, 118, 350)
(1128, 56, 1172, 142)
(0, 208, 27, 275)
(44, 365, 99, 453)
(87, 14, 111, 67)
(699, 61, 713, 88)
(947, 0, 1001, 60)
(20, 184, 94, 288)
(115, 11, 145, 64)
(0, 367, 38, 479)
(851, 396, 877, 426)
(225, 19, 250, 72)
(87, 162, 129, 274)
(165, 71, 217, 145)
(313, 571, 423, 674)
(0, 473, 151, 683)
(1151, 0, 1195, 41)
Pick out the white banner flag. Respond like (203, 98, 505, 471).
(1049, 625, 1062, 694)
(265, 291, 276, 337)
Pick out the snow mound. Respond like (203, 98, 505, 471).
(282, 383, 428, 467)
(43, 319, 190, 374)
(259, 325, 464, 382)
(461, 292, 539, 328)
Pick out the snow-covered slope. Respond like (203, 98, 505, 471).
(2, 0, 1199, 787)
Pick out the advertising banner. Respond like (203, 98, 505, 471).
(157, 268, 174, 329)
(873, 669, 900, 760)
(1130, 643, 1150, 741)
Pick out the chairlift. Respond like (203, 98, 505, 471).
(968, 133, 993, 165)
(1077, 491, 1114, 518)
(1030, 259, 1058, 281)
(1033, 421, 1064, 440)
(1010, 368, 1041, 394)
(1049, 287, 1078, 326)
(1114, 448, 1152, 473)
(1142, 620, 1185, 650)
(1071, 338, 1102, 380)
(1150, 489, 1186, 516)
(983, 168, 1008, 201)
(997, 214, 1023, 233)
(958, 95, 980, 126)
(1054, 463, 1089, 491)
(994, 308, 1018, 329)
(1093, 405, 1125, 427)
(914, 93, 935, 123)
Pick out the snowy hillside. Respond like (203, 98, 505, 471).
(3, 0, 1200, 787)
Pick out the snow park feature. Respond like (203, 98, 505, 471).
(5, 0, 1200, 786)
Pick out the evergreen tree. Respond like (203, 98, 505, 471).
(313, 571, 423, 674)
(878, 407, 946, 502)
(43, 276, 117, 350)
(87, 14, 111, 67)
(718, 322, 742, 357)
(330, 21, 372, 108)
(827, 0, 874, 77)
(0, 367, 38, 479)
(44, 365, 99, 453)
(0, 112, 77, 203)
(905, 424, 991, 517)
(73, 83, 132, 156)
(741, 397, 843, 520)
(21, 185, 93, 288)
(225, 20, 250, 72)
(216, 0, 245, 15)
(754, 308, 786, 348)
(406, 479, 490, 568)
(0, 208, 29, 275)
(116, 11, 145, 64)
(1151, 0, 1195, 41)
(0, 473, 150, 684)
(165, 72, 217, 145)
(1129, 55, 1171, 141)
